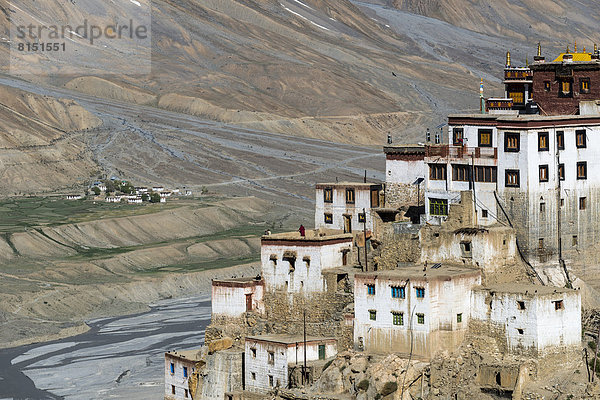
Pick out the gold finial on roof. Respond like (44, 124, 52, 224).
(506, 51, 511, 67)
(595, 43, 598, 53)
(574, 41, 577, 52)
(537, 42, 541, 57)
(526, 56, 529, 66)
(566, 45, 570, 53)
(583, 46, 586, 53)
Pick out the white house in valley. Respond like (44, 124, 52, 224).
(211, 277, 264, 318)
(165, 349, 202, 400)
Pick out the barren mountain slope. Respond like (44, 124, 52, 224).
(389, 0, 600, 45)
(0, 84, 101, 194)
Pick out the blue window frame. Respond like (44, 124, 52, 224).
(367, 284, 375, 295)
(416, 287, 425, 298)
(391, 286, 405, 298)
(183, 366, 188, 378)
(170, 362, 174, 374)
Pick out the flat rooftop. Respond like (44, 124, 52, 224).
(213, 276, 261, 283)
(475, 283, 576, 296)
(356, 263, 480, 281)
(166, 349, 203, 361)
(246, 334, 336, 345)
(449, 113, 600, 122)
(315, 181, 381, 188)
(262, 229, 352, 242)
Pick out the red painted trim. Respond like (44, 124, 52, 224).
(261, 238, 352, 246)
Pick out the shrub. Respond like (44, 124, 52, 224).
(357, 379, 369, 391)
(91, 186, 100, 196)
(380, 381, 398, 397)
(589, 341, 597, 352)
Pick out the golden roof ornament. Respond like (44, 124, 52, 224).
(506, 51, 511, 67)
(537, 42, 541, 57)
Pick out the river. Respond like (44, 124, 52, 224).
(0, 296, 211, 400)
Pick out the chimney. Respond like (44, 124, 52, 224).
(387, 133, 392, 144)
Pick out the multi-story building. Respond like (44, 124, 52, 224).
(261, 230, 353, 294)
(353, 264, 482, 358)
(383, 145, 426, 209)
(165, 350, 201, 400)
(244, 335, 337, 392)
(314, 182, 382, 233)
(211, 277, 264, 319)
(471, 284, 581, 356)
(421, 46, 600, 269)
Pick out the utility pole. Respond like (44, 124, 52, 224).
(593, 323, 600, 382)
(303, 309, 307, 385)
(363, 208, 368, 271)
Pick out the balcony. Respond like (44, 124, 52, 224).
(425, 145, 497, 159)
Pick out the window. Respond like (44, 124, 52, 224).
(544, 81, 551, 92)
(554, 300, 564, 310)
(170, 362, 174, 374)
(539, 165, 549, 182)
(577, 162, 587, 180)
(269, 375, 274, 387)
(580, 78, 590, 93)
(392, 312, 404, 326)
(367, 284, 375, 295)
(251, 348, 256, 358)
(561, 198, 565, 207)
(505, 170, 520, 187)
(556, 131, 564, 150)
(517, 328, 524, 335)
(369, 310, 377, 320)
(391, 286, 405, 299)
(416, 287, 425, 298)
(323, 188, 333, 203)
(429, 198, 448, 216)
(453, 128, 464, 145)
(461, 241, 472, 258)
(481, 209, 488, 218)
(509, 91, 524, 105)
(560, 80, 572, 97)
(184, 389, 189, 398)
(371, 188, 380, 208)
(324, 213, 333, 224)
(452, 164, 471, 181)
(268, 351, 274, 365)
(457, 313, 462, 323)
(504, 132, 520, 152)
(517, 301, 526, 310)
(474, 166, 497, 183)
(558, 164, 565, 180)
(576, 130, 587, 148)
(478, 129, 493, 147)
(183, 366, 188, 378)
(538, 132, 549, 151)
(573, 235, 578, 246)
(358, 213, 366, 223)
(318, 344, 326, 360)
(417, 313, 425, 324)
(429, 164, 447, 180)
(538, 238, 544, 250)
(540, 202, 546, 213)
(580, 197, 587, 210)
(345, 188, 355, 204)
(251, 372, 256, 380)
(171, 385, 176, 395)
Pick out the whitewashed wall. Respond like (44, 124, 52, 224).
(165, 354, 195, 400)
(245, 340, 288, 392)
(211, 282, 264, 317)
(315, 185, 379, 231)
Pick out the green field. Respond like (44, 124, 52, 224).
(0, 196, 209, 233)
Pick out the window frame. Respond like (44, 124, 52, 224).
(478, 129, 493, 147)
(358, 212, 366, 223)
(577, 161, 587, 180)
(366, 284, 375, 295)
(457, 313, 463, 323)
(580, 78, 590, 94)
(559, 80, 573, 97)
(505, 169, 520, 188)
(429, 198, 448, 216)
(576, 130, 587, 148)
(474, 166, 497, 183)
(324, 213, 333, 224)
(539, 165, 549, 182)
(170, 362, 175, 374)
(452, 164, 471, 182)
(267, 351, 275, 365)
(504, 132, 520, 152)
(556, 131, 565, 150)
(391, 286, 406, 299)
(580, 196, 587, 210)
(416, 313, 425, 324)
(392, 312, 404, 326)
(452, 128, 464, 146)
(429, 163, 447, 181)
(369, 310, 377, 320)
(345, 188, 355, 204)
(544, 81, 551, 92)
(538, 132, 549, 151)
(323, 187, 333, 203)
(558, 163, 565, 181)
(415, 287, 425, 298)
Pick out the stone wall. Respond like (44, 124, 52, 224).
(385, 182, 423, 209)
